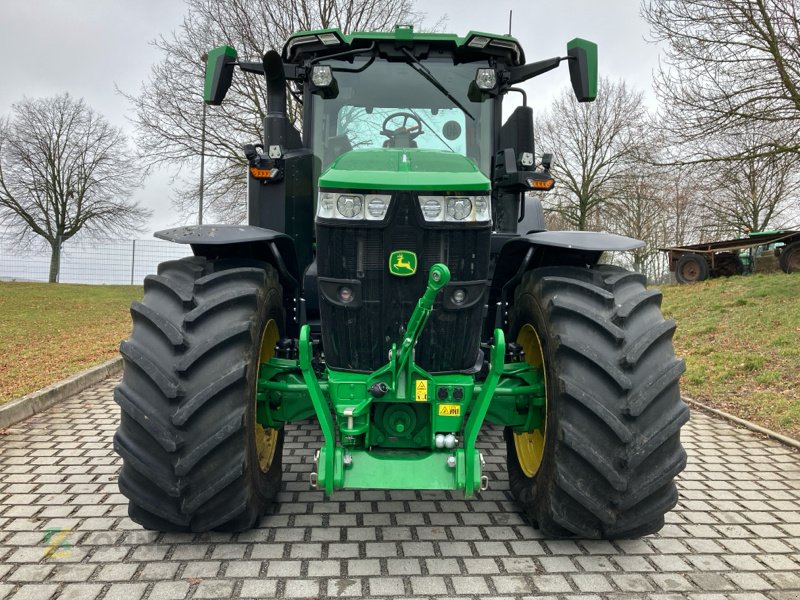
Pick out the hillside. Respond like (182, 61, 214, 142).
(660, 273, 800, 439)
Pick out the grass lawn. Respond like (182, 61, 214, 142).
(660, 273, 800, 439)
(0, 282, 141, 403)
(1, 273, 798, 441)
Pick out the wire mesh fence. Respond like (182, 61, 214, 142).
(0, 236, 189, 285)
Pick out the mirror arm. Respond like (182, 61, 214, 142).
(239, 61, 265, 75)
(240, 61, 303, 81)
(506, 56, 565, 86)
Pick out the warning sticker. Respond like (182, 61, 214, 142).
(438, 404, 461, 417)
(415, 379, 428, 401)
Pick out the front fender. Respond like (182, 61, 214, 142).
(155, 224, 300, 288)
(490, 230, 644, 303)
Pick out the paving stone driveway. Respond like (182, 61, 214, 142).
(1, 378, 799, 600)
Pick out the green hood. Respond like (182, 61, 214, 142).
(319, 149, 491, 192)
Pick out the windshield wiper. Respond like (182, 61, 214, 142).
(400, 48, 475, 121)
(406, 108, 456, 152)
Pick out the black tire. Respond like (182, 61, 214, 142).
(710, 252, 744, 278)
(114, 256, 285, 532)
(505, 265, 689, 539)
(779, 242, 800, 273)
(675, 253, 709, 283)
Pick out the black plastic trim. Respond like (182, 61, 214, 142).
(318, 277, 362, 308)
(441, 280, 488, 311)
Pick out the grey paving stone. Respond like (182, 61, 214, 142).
(102, 583, 148, 600)
(2, 379, 800, 599)
(284, 579, 320, 598)
(11, 585, 59, 600)
(452, 576, 491, 595)
(410, 576, 449, 595)
(240, 579, 278, 598)
(346, 559, 381, 577)
(266, 560, 302, 577)
(50, 564, 97, 582)
(492, 575, 533, 594)
(222, 560, 262, 578)
(181, 560, 221, 579)
(148, 581, 190, 600)
(533, 574, 573, 593)
(387, 558, 422, 575)
(192, 579, 236, 599)
(369, 577, 406, 596)
(54, 583, 104, 600)
(571, 573, 614, 593)
(327, 578, 363, 597)
(7, 564, 54, 582)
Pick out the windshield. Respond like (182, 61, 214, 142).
(311, 56, 493, 177)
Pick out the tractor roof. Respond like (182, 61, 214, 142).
(282, 25, 525, 65)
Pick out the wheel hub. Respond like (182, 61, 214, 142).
(681, 262, 699, 280)
(513, 324, 547, 477)
(255, 319, 280, 473)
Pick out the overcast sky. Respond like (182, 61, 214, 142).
(0, 0, 660, 236)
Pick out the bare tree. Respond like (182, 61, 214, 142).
(535, 79, 648, 230)
(642, 0, 800, 162)
(709, 158, 797, 233)
(0, 94, 148, 282)
(602, 169, 668, 279)
(126, 0, 437, 223)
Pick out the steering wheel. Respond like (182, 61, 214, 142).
(380, 112, 424, 143)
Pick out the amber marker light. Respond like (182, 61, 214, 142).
(250, 167, 276, 179)
(527, 177, 555, 191)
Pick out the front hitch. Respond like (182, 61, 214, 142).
(302, 263, 503, 496)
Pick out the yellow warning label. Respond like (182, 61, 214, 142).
(438, 404, 461, 417)
(415, 379, 428, 401)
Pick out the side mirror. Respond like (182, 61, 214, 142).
(566, 38, 597, 102)
(204, 45, 237, 105)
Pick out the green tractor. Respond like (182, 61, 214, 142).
(114, 26, 688, 538)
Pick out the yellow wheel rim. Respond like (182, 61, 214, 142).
(255, 319, 280, 473)
(513, 324, 548, 478)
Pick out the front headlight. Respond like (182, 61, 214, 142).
(337, 195, 363, 219)
(317, 192, 337, 219)
(421, 198, 443, 220)
(446, 197, 473, 221)
(418, 195, 491, 223)
(366, 196, 389, 220)
(317, 192, 391, 221)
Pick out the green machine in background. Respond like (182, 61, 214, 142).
(113, 26, 688, 539)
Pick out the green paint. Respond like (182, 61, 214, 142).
(256, 358, 318, 427)
(299, 325, 336, 495)
(318, 148, 491, 192)
(567, 38, 598, 101)
(254, 264, 546, 496)
(389, 250, 417, 277)
(203, 45, 237, 104)
(463, 328, 505, 495)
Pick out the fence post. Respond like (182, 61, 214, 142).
(130, 240, 136, 285)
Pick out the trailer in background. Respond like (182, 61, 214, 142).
(660, 229, 800, 283)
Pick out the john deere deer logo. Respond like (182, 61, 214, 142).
(389, 250, 417, 276)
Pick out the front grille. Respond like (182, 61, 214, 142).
(316, 193, 490, 372)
